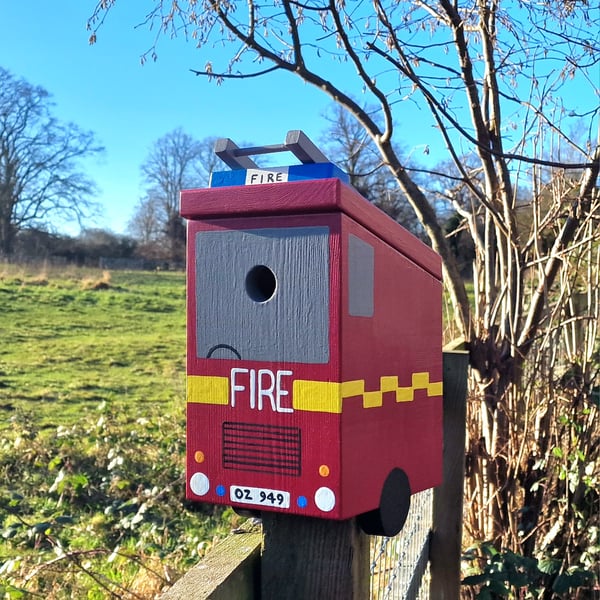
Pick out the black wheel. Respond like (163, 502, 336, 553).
(357, 468, 411, 536)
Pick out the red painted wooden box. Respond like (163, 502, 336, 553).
(181, 176, 443, 535)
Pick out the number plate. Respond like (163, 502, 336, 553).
(230, 485, 290, 509)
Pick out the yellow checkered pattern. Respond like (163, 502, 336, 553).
(293, 371, 442, 412)
(187, 372, 442, 413)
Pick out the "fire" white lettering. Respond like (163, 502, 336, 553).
(245, 169, 288, 185)
(230, 368, 293, 413)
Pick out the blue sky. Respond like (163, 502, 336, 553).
(0, 2, 341, 234)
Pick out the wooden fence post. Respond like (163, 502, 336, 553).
(429, 349, 469, 599)
(159, 521, 262, 600)
(261, 512, 370, 600)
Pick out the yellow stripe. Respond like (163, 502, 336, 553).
(293, 380, 343, 413)
(396, 387, 414, 403)
(187, 372, 443, 412)
(380, 376, 399, 393)
(428, 381, 443, 396)
(412, 372, 431, 389)
(341, 379, 365, 397)
(187, 375, 229, 405)
(363, 391, 383, 408)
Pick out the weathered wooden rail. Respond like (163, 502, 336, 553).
(160, 350, 468, 600)
(159, 521, 261, 600)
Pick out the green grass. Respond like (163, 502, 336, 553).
(0, 264, 237, 599)
(0, 265, 187, 429)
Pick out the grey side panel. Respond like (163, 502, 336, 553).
(348, 234, 374, 317)
(196, 227, 330, 364)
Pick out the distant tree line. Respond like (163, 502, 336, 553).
(9, 228, 137, 267)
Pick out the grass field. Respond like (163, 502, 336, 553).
(0, 264, 235, 599)
(0, 265, 186, 428)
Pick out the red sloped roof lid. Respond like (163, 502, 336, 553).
(180, 178, 441, 280)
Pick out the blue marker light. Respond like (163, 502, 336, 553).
(216, 485, 226, 497)
(210, 163, 349, 188)
(297, 496, 308, 509)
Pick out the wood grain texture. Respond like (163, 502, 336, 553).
(194, 226, 330, 364)
(261, 512, 370, 600)
(159, 526, 261, 600)
(429, 350, 469, 600)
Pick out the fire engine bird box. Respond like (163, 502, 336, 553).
(181, 131, 443, 536)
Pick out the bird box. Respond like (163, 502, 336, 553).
(181, 132, 443, 536)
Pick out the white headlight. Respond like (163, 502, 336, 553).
(190, 472, 210, 496)
(314, 486, 336, 512)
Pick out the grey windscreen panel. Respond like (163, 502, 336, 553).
(196, 226, 330, 364)
(348, 234, 374, 317)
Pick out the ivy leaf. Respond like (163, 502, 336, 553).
(32, 522, 52, 534)
(55, 515, 75, 525)
(462, 573, 488, 585)
(553, 569, 595, 594)
(538, 558, 561, 574)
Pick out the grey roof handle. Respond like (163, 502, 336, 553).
(214, 130, 329, 170)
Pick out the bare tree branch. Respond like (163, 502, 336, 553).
(517, 143, 600, 356)
(190, 65, 280, 79)
(0, 67, 103, 255)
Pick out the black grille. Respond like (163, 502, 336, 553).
(222, 422, 301, 476)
